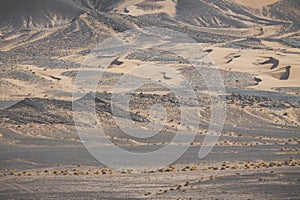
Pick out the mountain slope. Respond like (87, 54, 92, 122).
(0, 0, 298, 30)
(73, 0, 124, 12)
(0, 0, 84, 29)
(175, 0, 286, 28)
(263, 0, 300, 30)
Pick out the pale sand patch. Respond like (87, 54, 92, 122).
(250, 75, 299, 92)
(210, 46, 300, 92)
(279, 31, 300, 39)
(2, 65, 77, 101)
(261, 41, 300, 53)
(58, 53, 86, 64)
(259, 26, 286, 38)
(2, 78, 45, 99)
(233, 0, 279, 9)
(114, 0, 176, 17)
(105, 57, 142, 74)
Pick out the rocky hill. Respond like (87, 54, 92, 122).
(263, 0, 300, 30)
(0, 0, 84, 29)
(0, 0, 298, 30)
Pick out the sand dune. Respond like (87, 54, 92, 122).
(233, 0, 280, 9)
(260, 57, 280, 70)
(210, 45, 300, 93)
(270, 66, 291, 80)
(113, 0, 176, 17)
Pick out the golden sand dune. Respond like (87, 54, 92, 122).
(113, 0, 176, 17)
(233, 0, 280, 9)
(210, 43, 300, 93)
